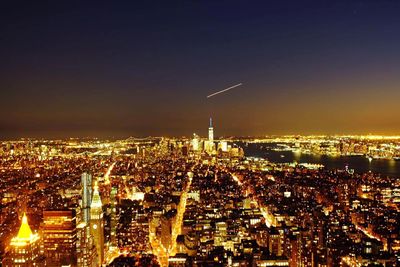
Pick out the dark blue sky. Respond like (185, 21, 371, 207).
(1, 1, 400, 138)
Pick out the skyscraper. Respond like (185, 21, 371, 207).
(2, 213, 42, 267)
(41, 210, 77, 266)
(208, 117, 214, 142)
(205, 117, 215, 154)
(90, 182, 104, 266)
(81, 172, 92, 224)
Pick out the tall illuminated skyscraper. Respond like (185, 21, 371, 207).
(2, 213, 42, 267)
(90, 182, 104, 266)
(81, 172, 92, 224)
(208, 117, 214, 141)
(78, 173, 97, 267)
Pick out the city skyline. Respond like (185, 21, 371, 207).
(2, 2, 400, 266)
(2, 131, 400, 266)
(2, 1, 400, 138)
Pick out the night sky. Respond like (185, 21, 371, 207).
(2, 1, 400, 138)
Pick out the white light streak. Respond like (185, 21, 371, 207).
(206, 83, 243, 98)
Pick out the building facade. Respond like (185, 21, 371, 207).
(41, 210, 77, 266)
(2, 213, 42, 267)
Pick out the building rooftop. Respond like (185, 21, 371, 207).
(10, 213, 39, 246)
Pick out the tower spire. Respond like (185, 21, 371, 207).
(91, 181, 102, 209)
(17, 213, 33, 239)
(10, 212, 39, 247)
(208, 117, 214, 142)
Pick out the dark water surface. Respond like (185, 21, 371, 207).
(241, 143, 400, 178)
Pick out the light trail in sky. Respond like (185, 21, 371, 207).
(206, 83, 242, 98)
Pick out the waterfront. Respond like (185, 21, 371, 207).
(243, 142, 400, 178)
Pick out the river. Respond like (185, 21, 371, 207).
(242, 142, 400, 178)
